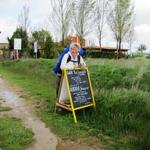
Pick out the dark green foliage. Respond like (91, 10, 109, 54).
(0, 117, 33, 150)
(133, 132, 150, 150)
(139, 68, 150, 91)
(9, 27, 29, 51)
(31, 29, 55, 58)
(7, 27, 30, 58)
(137, 44, 147, 53)
(86, 89, 149, 132)
(85, 51, 116, 58)
(89, 64, 138, 90)
(7, 37, 14, 50)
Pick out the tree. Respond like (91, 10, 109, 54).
(95, 0, 113, 51)
(7, 37, 14, 50)
(137, 44, 147, 53)
(8, 27, 29, 51)
(108, 0, 134, 58)
(45, 35, 55, 58)
(32, 29, 55, 58)
(18, 4, 30, 33)
(72, 0, 95, 46)
(7, 27, 29, 58)
(49, 0, 73, 47)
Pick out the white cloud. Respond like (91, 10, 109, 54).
(135, 24, 150, 35)
(134, 0, 150, 25)
(0, 0, 51, 43)
(134, 24, 150, 51)
(0, 0, 150, 53)
(134, 0, 150, 11)
(0, 18, 17, 43)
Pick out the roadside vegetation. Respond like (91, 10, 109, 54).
(0, 58, 149, 150)
(0, 117, 33, 150)
(0, 103, 33, 150)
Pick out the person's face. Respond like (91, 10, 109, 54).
(71, 47, 78, 58)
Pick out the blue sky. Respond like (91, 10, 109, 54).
(0, 0, 150, 52)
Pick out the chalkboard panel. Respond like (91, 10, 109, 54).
(66, 69, 93, 108)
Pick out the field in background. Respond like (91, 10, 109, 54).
(0, 58, 149, 150)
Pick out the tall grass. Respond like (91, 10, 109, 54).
(0, 58, 149, 150)
(0, 117, 33, 150)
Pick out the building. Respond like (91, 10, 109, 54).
(0, 43, 9, 59)
(70, 36, 128, 58)
(70, 36, 86, 47)
(83, 46, 128, 58)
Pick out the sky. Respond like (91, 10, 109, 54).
(0, 0, 150, 53)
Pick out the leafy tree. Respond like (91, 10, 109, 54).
(32, 29, 50, 49)
(95, 0, 113, 51)
(7, 37, 14, 50)
(18, 4, 30, 33)
(8, 27, 29, 51)
(49, 0, 73, 47)
(45, 35, 55, 58)
(72, 0, 95, 46)
(32, 29, 55, 58)
(137, 44, 147, 53)
(108, 0, 134, 58)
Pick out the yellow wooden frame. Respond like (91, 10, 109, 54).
(56, 67, 96, 123)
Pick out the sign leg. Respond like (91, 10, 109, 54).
(72, 109, 77, 123)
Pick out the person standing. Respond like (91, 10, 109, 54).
(56, 43, 86, 100)
(60, 43, 86, 70)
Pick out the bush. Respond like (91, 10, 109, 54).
(89, 64, 138, 90)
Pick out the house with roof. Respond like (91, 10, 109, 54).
(0, 43, 9, 59)
(70, 36, 128, 58)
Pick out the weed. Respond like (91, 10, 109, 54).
(0, 117, 33, 150)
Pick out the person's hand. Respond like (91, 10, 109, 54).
(80, 64, 86, 69)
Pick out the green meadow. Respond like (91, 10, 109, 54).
(0, 96, 33, 150)
(0, 117, 33, 150)
(0, 102, 33, 150)
(0, 58, 149, 150)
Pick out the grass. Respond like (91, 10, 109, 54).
(0, 58, 150, 150)
(0, 100, 33, 150)
(0, 117, 33, 150)
(0, 106, 12, 112)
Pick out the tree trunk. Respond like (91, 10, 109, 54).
(116, 38, 119, 59)
(99, 31, 102, 52)
(118, 38, 122, 58)
(61, 32, 65, 47)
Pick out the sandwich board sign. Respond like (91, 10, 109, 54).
(34, 41, 37, 53)
(14, 38, 22, 60)
(14, 38, 22, 50)
(56, 67, 96, 123)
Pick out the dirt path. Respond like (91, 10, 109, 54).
(0, 76, 102, 150)
(0, 76, 58, 150)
